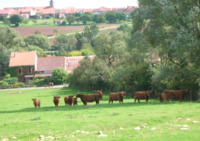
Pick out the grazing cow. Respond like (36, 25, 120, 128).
(164, 90, 190, 102)
(49, 82, 54, 87)
(53, 96, 60, 107)
(134, 90, 152, 103)
(32, 98, 40, 108)
(157, 93, 169, 102)
(109, 91, 126, 104)
(76, 91, 103, 105)
(64, 95, 77, 106)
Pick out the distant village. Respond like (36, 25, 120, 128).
(0, 0, 137, 19)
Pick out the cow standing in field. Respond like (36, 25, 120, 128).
(109, 91, 126, 104)
(134, 90, 152, 103)
(32, 98, 40, 108)
(53, 96, 60, 107)
(76, 91, 103, 106)
(164, 90, 191, 102)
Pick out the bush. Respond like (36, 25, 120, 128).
(52, 68, 69, 85)
(33, 77, 49, 87)
(61, 21, 66, 25)
(0, 81, 9, 89)
(4, 77, 18, 84)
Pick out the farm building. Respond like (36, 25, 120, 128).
(9, 51, 94, 83)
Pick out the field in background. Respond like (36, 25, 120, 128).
(12, 24, 120, 37)
(0, 88, 199, 141)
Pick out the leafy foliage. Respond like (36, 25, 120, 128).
(52, 67, 69, 84)
(24, 34, 51, 50)
(10, 14, 23, 27)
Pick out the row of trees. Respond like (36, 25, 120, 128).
(0, 11, 128, 27)
(66, 11, 128, 25)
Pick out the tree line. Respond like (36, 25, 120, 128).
(0, 11, 128, 27)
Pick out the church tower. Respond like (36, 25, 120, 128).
(50, 0, 54, 8)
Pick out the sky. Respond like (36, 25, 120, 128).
(0, 0, 138, 9)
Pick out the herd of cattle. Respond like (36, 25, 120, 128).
(32, 89, 191, 108)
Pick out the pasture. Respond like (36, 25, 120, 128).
(0, 88, 199, 141)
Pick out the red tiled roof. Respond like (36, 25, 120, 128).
(0, 9, 11, 14)
(9, 51, 37, 67)
(61, 7, 76, 14)
(36, 56, 65, 71)
(65, 56, 95, 73)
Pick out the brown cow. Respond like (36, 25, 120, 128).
(134, 90, 152, 103)
(32, 98, 40, 108)
(53, 96, 60, 107)
(109, 91, 126, 104)
(157, 93, 169, 102)
(76, 91, 103, 105)
(164, 90, 190, 102)
(64, 95, 77, 106)
(49, 82, 54, 87)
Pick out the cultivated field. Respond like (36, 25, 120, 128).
(0, 88, 199, 141)
(12, 24, 120, 37)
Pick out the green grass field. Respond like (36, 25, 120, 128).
(0, 87, 199, 141)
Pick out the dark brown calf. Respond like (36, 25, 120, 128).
(76, 91, 103, 106)
(109, 91, 126, 104)
(134, 90, 152, 103)
(53, 96, 60, 107)
(32, 98, 40, 108)
(164, 90, 190, 102)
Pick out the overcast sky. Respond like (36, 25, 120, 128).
(0, 0, 138, 9)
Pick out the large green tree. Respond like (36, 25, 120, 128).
(54, 34, 77, 55)
(0, 27, 22, 79)
(10, 14, 23, 27)
(106, 11, 117, 23)
(131, 0, 200, 96)
(66, 15, 75, 25)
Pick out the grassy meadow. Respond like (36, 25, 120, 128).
(0, 87, 199, 141)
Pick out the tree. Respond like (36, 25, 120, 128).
(66, 15, 75, 25)
(116, 12, 127, 21)
(106, 11, 117, 23)
(81, 13, 93, 25)
(94, 32, 127, 66)
(52, 67, 69, 84)
(24, 34, 51, 50)
(0, 27, 21, 79)
(0, 15, 6, 21)
(117, 24, 131, 33)
(131, 0, 200, 98)
(93, 14, 106, 23)
(10, 14, 23, 27)
(83, 24, 99, 41)
(54, 34, 77, 54)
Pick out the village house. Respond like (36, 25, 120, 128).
(9, 51, 94, 83)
